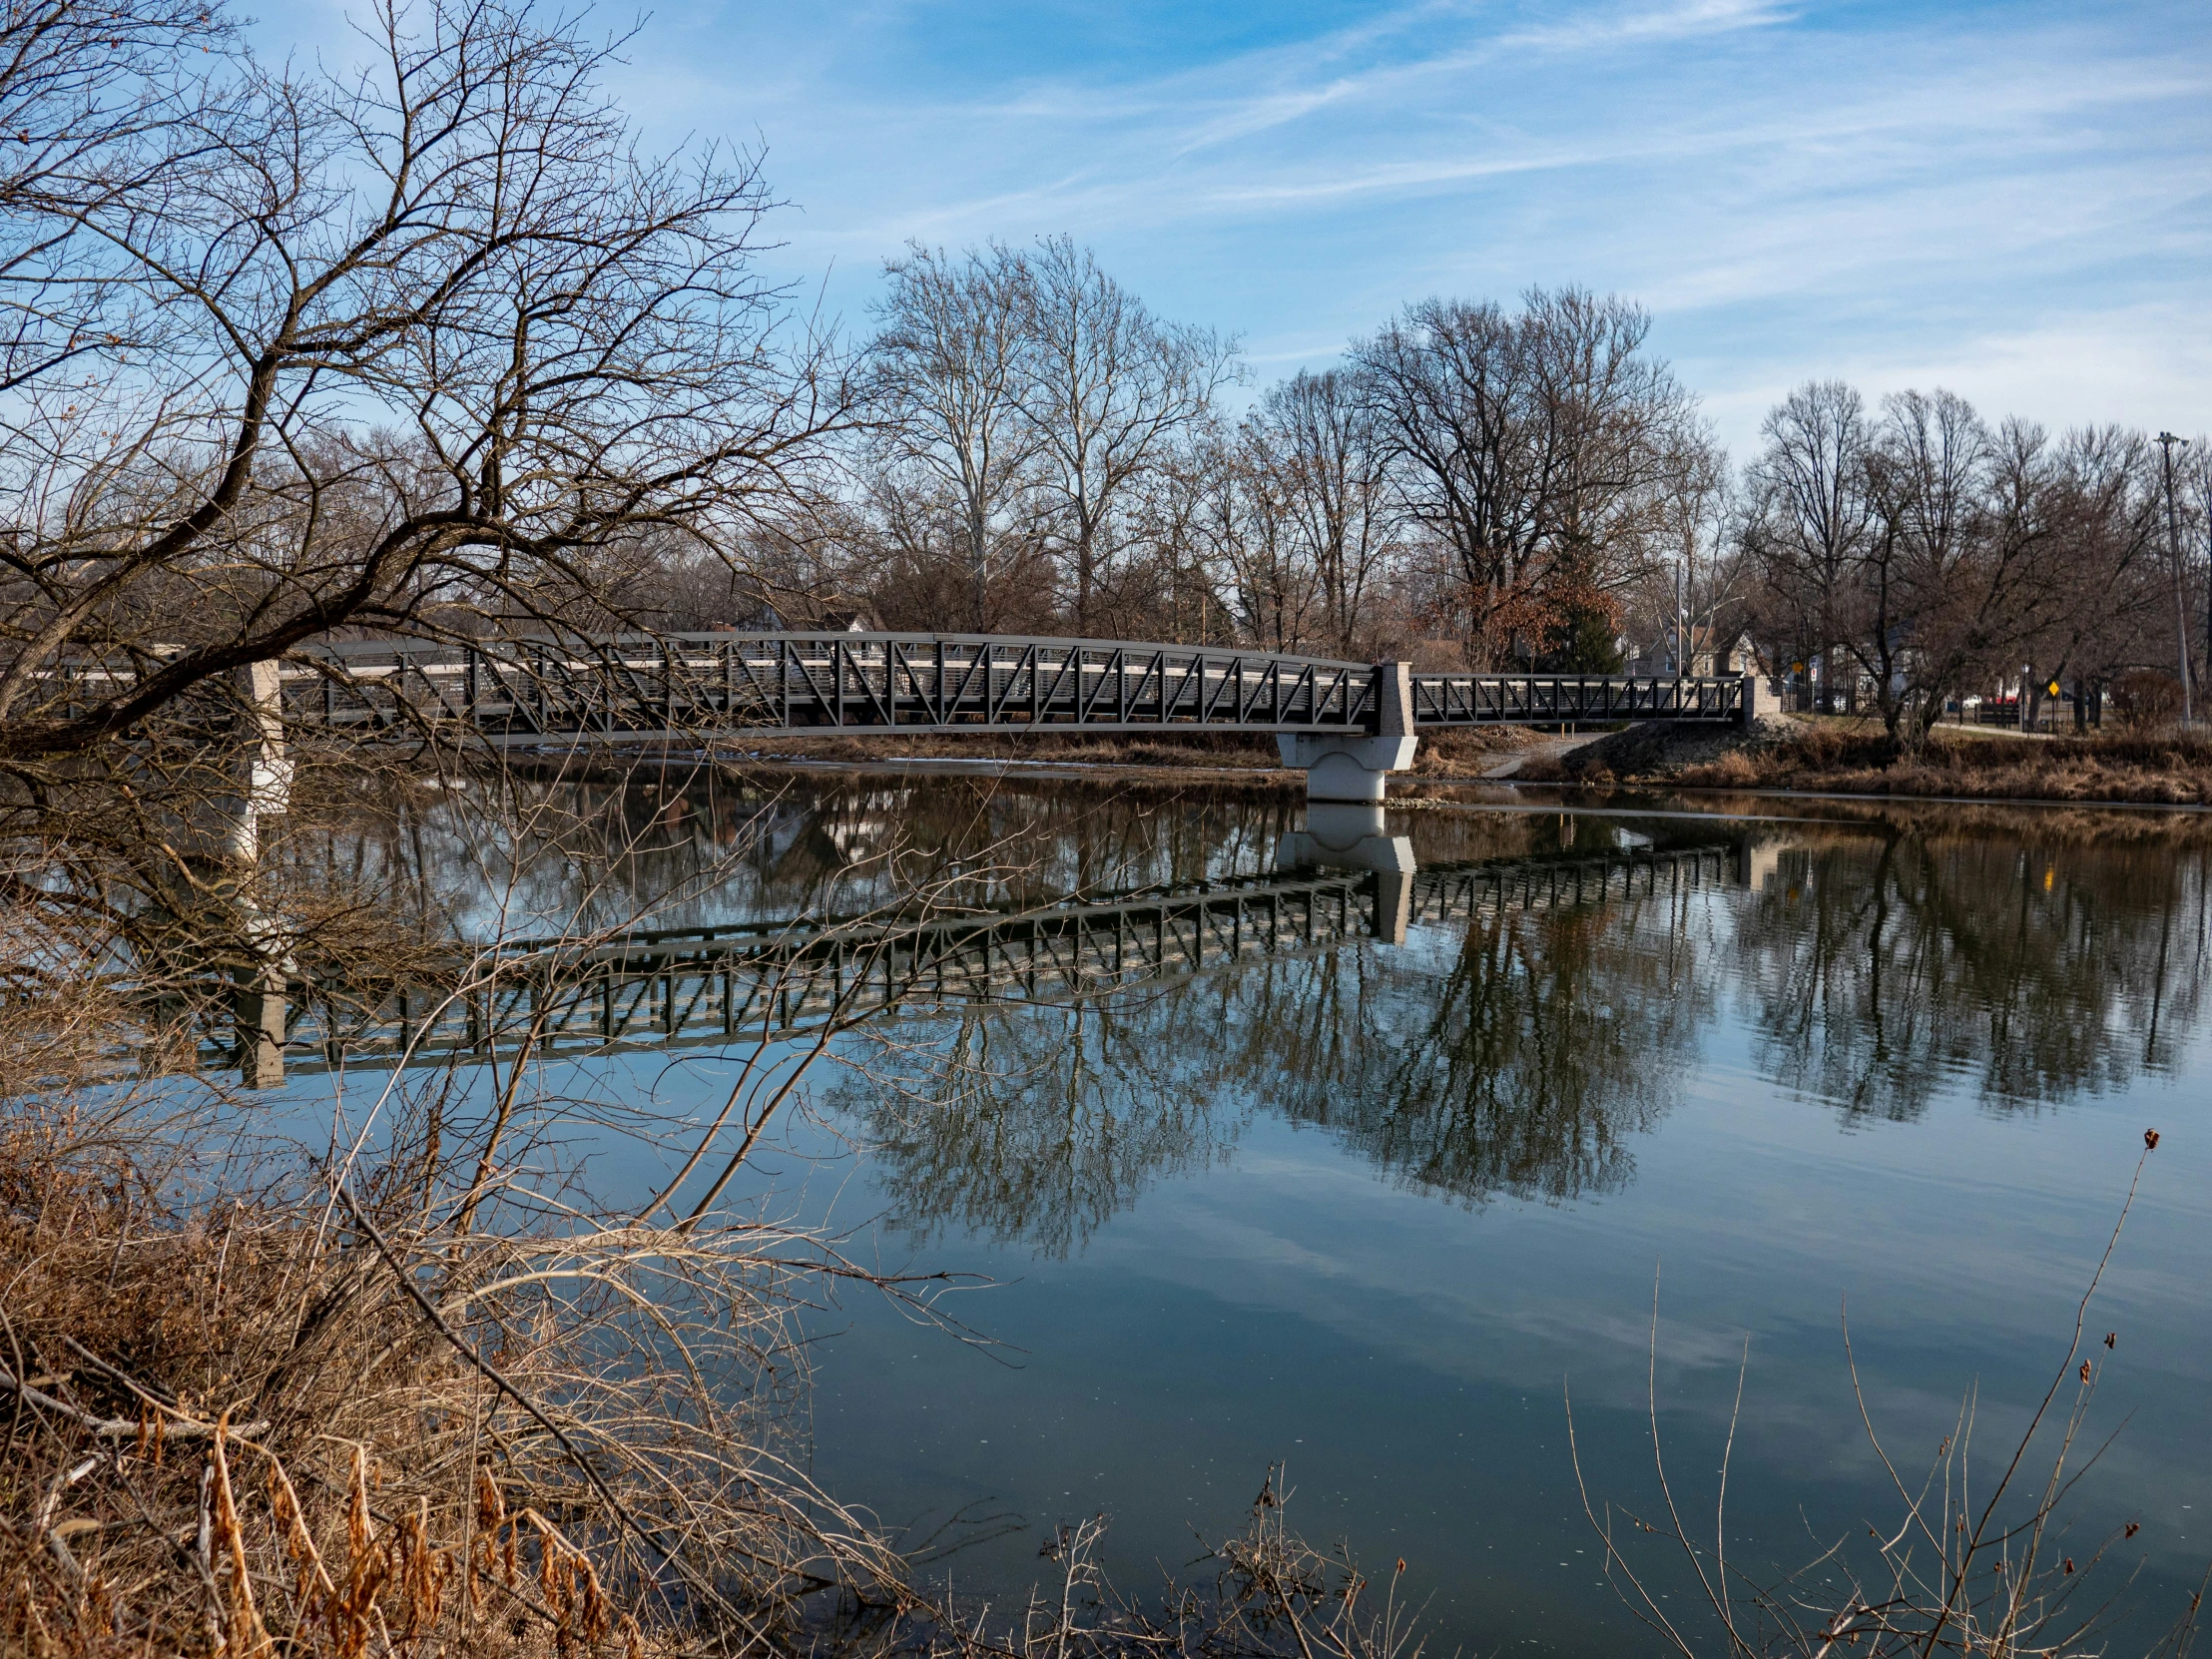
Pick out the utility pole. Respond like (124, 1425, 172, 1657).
(2158, 433, 2192, 726)
(1675, 559, 1686, 679)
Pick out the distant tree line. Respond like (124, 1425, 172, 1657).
(706, 241, 2212, 752)
(1736, 383, 2212, 741)
(757, 256, 1731, 678)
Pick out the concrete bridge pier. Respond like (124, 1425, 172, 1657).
(1277, 661, 1418, 802)
(1273, 664, 1419, 942)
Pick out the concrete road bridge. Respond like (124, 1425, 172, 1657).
(210, 840, 1742, 1079)
(278, 632, 1757, 802)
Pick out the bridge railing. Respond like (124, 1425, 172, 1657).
(43, 634, 1750, 742)
(288, 633, 1382, 741)
(248, 867, 1382, 1073)
(1410, 672, 1746, 725)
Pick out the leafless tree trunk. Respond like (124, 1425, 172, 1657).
(1354, 287, 1698, 668)
(1019, 236, 1237, 634)
(1860, 393, 2064, 748)
(1252, 370, 1399, 657)
(865, 242, 1042, 630)
(1738, 380, 1874, 715)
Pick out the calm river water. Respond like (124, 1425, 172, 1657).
(303, 771, 2212, 1654)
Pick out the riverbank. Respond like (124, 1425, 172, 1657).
(695, 718, 2212, 808)
(1512, 715, 2212, 805)
(709, 723, 1548, 782)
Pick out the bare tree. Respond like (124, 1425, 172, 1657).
(0, 0, 232, 391)
(1353, 287, 1698, 668)
(1846, 392, 2080, 748)
(1250, 370, 1400, 657)
(1738, 381, 1875, 712)
(1202, 423, 1323, 654)
(1848, 389, 1996, 740)
(864, 241, 1043, 630)
(2027, 427, 2172, 709)
(0, 0, 844, 768)
(1019, 235, 1238, 633)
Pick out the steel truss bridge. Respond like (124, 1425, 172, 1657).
(280, 633, 1752, 744)
(212, 842, 1741, 1076)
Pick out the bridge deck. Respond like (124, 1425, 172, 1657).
(271, 633, 1748, 742)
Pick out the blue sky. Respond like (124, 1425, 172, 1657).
(267, 0, 2212, 456)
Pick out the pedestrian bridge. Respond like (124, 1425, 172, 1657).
(282, 632, 1755, 802)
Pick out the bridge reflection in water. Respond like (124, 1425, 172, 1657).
(228, 837, 1742, 1076)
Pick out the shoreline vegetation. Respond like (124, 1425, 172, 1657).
(701, 725, 1545, 784)
(0, 885, 1422, 1659)
(689, 719, 2212, 809)
(1512, 715, 2212, 806)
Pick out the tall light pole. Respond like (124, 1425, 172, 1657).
(1675, 558, 1687, 680)
(2158, 433, 2192, 727)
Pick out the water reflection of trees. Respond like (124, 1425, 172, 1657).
(854, 816, 2212, 1255)
(1284, 892, 1712, 1203)
(849, 860, 1716, 1254)
(1736, 827, 2212, 1116)
(851, 1001, 1253, 1259)
(291, 775, 2212, 1250)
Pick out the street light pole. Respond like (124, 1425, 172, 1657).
(1675, 559, 1686, 681)
(2157, 433, 2192, 727)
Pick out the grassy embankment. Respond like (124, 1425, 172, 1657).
(713, 725, 1543, 783)
(1511, 715, 2212, 805)
(712, 718, 2212, 807)
(0, 968, 1407, 1659)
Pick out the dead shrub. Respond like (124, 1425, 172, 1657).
(2109, 670, 2187, 733)
(0, 1068, 922, 1658)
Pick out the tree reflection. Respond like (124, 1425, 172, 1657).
(846, 849, 1718, 1253)
(850, 1000, 1251, 1259)
(850, 813, 2212, 1256)
(291, 773, 2212, 1254)
(1286, 891, 1712, 1203)
(1735, 824, 2212, 1117)
(286, 768, 1311, 946)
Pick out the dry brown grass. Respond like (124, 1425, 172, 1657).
(0, 1067, 922, 1658)
(0, 1060, 1431, 1659)
(1672, 725, 2212, 805)
(0, 819, 1429, 1659)
(692, 726, 1542, 786)
(1514, 719, 2212, 806)
(711, 732, 1289, 772)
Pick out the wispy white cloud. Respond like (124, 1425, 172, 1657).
(1493, 0, 1796, 54)
(514, 0, 2212, 448)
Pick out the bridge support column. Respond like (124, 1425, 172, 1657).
(1738, 671, 1760, 728)
(236, 969, 286, 1090)
(1278, 661, 1417, 801)
(223, 660, 292, 865)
